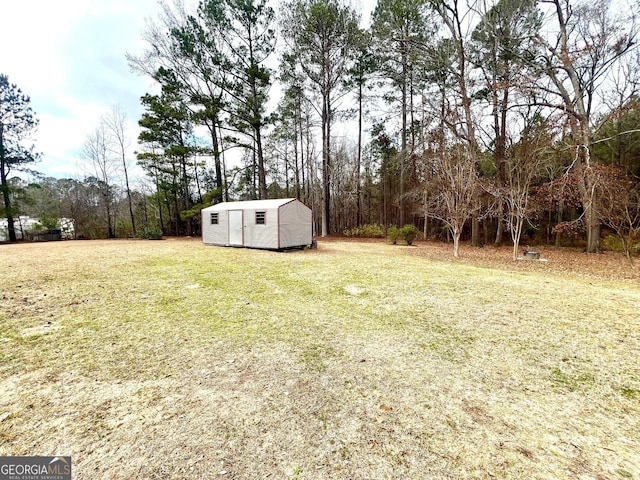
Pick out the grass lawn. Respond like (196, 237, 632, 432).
(1, 238, 639, 479)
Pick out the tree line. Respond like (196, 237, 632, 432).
(2, 0, 640, 259)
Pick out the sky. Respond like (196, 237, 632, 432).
(2, 0, 376, 182)
(1, 0, 163, 179)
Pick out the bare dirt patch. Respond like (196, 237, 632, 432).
(0, 238, 638, 479)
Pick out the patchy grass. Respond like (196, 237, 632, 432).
(0, 238, 639, 479)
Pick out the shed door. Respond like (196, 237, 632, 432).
(228, 210, 243, 245)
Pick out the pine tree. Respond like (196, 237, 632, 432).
(0, 74, 39, 242)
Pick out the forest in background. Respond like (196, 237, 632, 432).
(2, 0, 640, 259)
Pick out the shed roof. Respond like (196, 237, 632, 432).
(202, 198, 301, 212)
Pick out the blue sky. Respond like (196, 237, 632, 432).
(1, 0, 162, 179)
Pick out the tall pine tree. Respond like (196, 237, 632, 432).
(0, 74, 39, 242)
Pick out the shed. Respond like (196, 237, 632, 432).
(201, 198, 313, 250)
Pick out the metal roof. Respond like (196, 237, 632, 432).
(202, 198, 302, 212)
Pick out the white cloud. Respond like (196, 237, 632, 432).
(1, 0, 162, 179)
(2, 0, 375, 181)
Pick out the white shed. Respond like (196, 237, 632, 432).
(201, 198, 313, 250)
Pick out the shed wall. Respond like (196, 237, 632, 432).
(242, 208, 279, 248)
(202, 208, 228, 245)
(278, 201, 313, 248)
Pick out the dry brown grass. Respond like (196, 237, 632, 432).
(1, 238, 639, 479)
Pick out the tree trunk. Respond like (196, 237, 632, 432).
(105, 193, 114, 238)
(453, 227, 461, 258)
(218, 123, 229, 203)
(0, 136, 17, 242)
(298, 101, 306, 201)
(584, 206, 601, 252)
(471, 213, 481, 247)
(399, 46, 407, 227)
(494, 206, 504, 245)
(194, 155, 203, 204)
(123, 162, 136, 236)
(576, 144, 600, 253)
(155, 167, 165, 235)
(356, 81, 363, 226)
(294, 110, 301, 200)
(512, 217, 523, 261)
(210, 121, 223, 203)
(256, 132, 267, 200)
(321, 90, 330, 237)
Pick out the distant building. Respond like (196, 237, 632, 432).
(0, 216, 75, 242)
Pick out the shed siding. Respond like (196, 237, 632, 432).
(242, 208, 279, 249)
(278, 201, 313, 248)
(202, 208, 228, 245)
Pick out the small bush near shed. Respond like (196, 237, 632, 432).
(140, 226, 163, 240)
(344, 223, 386, 238)
(401, 224, 419, 245)
(387, 226, 401, 244)
(387, 225, 419, 245)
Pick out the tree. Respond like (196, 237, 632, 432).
(278, 51, 320, 206)
(131, 0, 276, 203)
(500, 116, 553, 260)
(281, 0, 361, 236)
(531, 0, 639, 252)
(128, 0, 227, 203)
(273, 80, 303, 200)
(82, 125, 118, 238)
(20, 177, 62, 221)
(425, 142, 478, 258)
(137, 72, 197, 236)
(469, 0, 541, 244)
(426, 0, 484, 248)
(370, 123, 399, 226)
(0, 74, 39, 242)
(345, 30, 376, 227)
(372, 0, 430, 225)
(103, 106, 137, 236)
(592, 98, 640, 176)
(208, 0, 276, 199)
(57, 179, 87, 239)
(596, 165, 640, 264)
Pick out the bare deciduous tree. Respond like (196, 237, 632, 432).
(82, 126, 118, 238)
(532, 0, 639, 252)
(103, 106, 136, 236)
(596, 164, 640, 265)
(500, 117, 553, 260)
(425, 142, 478, 257)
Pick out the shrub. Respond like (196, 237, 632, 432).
(387, 226, 401, 244)
(115, 219, 133, 238)
(552, 220, 586, 248)
(552, 220, 584, 238)
(401, 224, 419, 245)
(38, 213, 60, 230)
(344, 223, 386, 238)
(602, 235, 640, 255)
(602, 235, 624, 252)
(140, 226, 163, 240)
